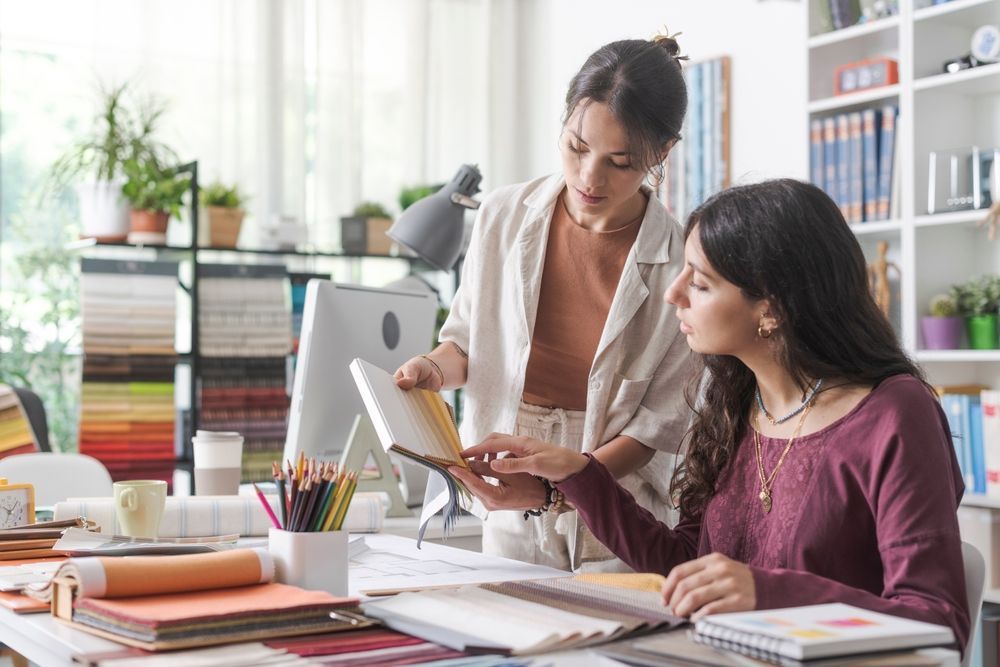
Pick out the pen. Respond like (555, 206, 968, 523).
(251, 482, 281, 530)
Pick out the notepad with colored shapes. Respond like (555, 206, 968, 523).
(692, 603, 954, 662)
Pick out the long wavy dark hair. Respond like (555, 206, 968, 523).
(669, 179, 925, 520)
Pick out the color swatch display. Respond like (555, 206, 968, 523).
(197, 265, 292, 482)
(79, 259, 178, 486)
(0, 387, 36, 459)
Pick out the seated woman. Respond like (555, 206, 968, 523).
(449, 178, 970, 654)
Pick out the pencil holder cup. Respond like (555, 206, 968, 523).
(268, 527, 349, 596)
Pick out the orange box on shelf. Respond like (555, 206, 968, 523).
(833, 57, 899, 96)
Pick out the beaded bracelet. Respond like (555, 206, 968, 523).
(522, 477, 567, 520)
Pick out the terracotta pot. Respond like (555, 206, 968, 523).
(129, 209, 169, 234)
(206, 206, 245, 248)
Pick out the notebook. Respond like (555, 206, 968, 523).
(349, 358, 470, 534)
(692, 603, 955, 663)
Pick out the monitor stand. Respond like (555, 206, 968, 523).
(339, 413, 412, 518)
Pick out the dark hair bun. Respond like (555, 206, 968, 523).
(653, 32, 687, 61)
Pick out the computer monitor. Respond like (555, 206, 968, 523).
(284, 281, 437, 465)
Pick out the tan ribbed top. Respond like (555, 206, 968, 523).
(522, 193, 643, 410)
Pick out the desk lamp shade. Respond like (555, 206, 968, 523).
(388, 164, 482, 271)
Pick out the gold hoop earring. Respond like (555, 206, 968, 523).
(758, 324, 773, 339)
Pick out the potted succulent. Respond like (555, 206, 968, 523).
(341, 201, 394, 255)
(121, 159, 191, 244)
(200, 181, 247, 248)
(47, 83, 173, 241)
(951, 275, 1000, 350)
(920, 294, 963, 350)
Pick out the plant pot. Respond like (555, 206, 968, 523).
(206, 206, 245, 248)
(920, 316, 963, 350)
(967, 314, 1000, 350)
(127, 209, 170, 245)
(76, 179, 129, 241)
(341, 216, 395, 255)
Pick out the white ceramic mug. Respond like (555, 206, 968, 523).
(113, 480, 167, 537)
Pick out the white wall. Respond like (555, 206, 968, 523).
(513, 0, 810, 189)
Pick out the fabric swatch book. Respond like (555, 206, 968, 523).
(349, 358, 470, 539)
(361, 576, 685, 655)
(692, 603, 955, 663)
(29, 548, 371, 650)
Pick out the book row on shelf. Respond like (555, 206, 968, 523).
(809, 104, 899, 224)
(812, 0, 898, 35)
(78, 259, 326, 487)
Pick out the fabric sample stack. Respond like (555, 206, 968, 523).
(79, 259, 177, 485)
(197, 265, 292, 482)
(0, 387, 36, 459)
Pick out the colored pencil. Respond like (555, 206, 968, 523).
(252, 482, 281, 529)
(273, 462, 288, 530)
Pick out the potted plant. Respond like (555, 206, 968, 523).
(121, 159, 190, 244)
(398, 183, 444, 212)
(47, 83, 173, 241)
(341, 201, 394, 255)
(920, 294, 963, 350)
(951, 275, 1000, 350)
(200, 181, 247, 248)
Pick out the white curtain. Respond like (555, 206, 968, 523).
(0, 0, 528, 253)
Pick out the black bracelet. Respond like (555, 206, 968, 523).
(523, 477, 554, 520)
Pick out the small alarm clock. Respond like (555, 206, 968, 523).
(0, 477, 35, 529)
(834, 57, 899, 96)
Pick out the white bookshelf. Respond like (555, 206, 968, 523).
(807, 0, 1000, 392)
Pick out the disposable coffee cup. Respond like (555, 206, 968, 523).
(193, 431, 244, 496)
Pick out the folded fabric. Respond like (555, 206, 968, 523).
(54, 492, 386, 537)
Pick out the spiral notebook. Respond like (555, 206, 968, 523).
(692, 603, 954, 663)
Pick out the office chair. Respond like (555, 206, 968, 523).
(0, 452, 112, 507)
(10, 387, 50, 452)
(962, 541, 986, 667)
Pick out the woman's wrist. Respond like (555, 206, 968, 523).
(419, 354, 445, 386)
(548, 451, 591, 483)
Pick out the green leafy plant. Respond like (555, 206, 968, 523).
(928, 294, 958, 318)
(0, 206, 81, 452)
(47, 82, 175, 189)
(951, 275, 1000, 317)
(398, 183, 444, 211)
(200, 181, 246, 209)
(352, 201, 392, 218)
(121, 159, 190, 217)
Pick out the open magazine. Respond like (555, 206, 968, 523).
(349, 358, 471, 542)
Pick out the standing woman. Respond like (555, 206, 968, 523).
(395, 34, 697, 572)
(452, 179, 970, 654)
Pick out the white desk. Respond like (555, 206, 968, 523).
(381, 512, 482, 552)
(0, 533, 551, 667)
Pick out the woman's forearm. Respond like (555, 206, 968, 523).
(427, 341, 469, 390)
(592, 435, 655, 478)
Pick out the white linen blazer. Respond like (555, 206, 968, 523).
(439, 173, 695, 506)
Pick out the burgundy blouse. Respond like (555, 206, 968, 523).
(558, 374, 970, 652)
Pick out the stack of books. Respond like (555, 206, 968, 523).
(0, 518, 93, 561)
